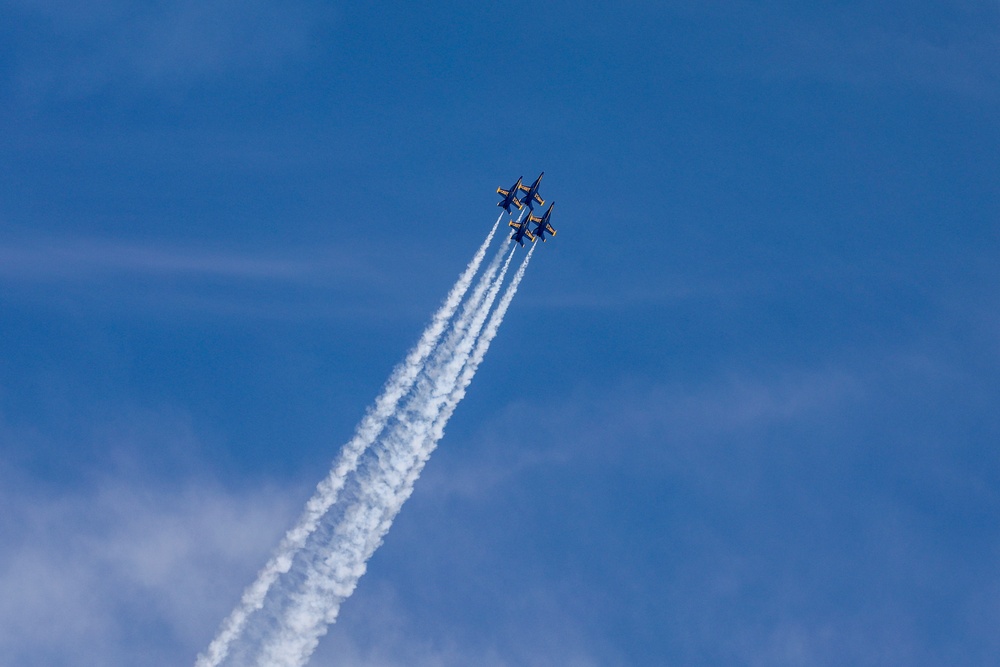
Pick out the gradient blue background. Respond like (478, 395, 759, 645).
(2, 2, 999, 665)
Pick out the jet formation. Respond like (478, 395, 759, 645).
(495, 172, 558, 246)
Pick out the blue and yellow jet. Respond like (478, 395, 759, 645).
(509, 217, 536, 246)
(517, 172, 545, 210)
(528, 202, 557, 241)
(496, 177, 524, 214)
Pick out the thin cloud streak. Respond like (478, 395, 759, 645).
(0, 235, 442, 324)
(0, 238, 349, 282)
(695, 3, 1000, 97)
(0, 245, 292, 283)
(7, 0, 332, 101)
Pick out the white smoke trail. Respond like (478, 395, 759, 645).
(423, 238, 509, 381)
(249, 246, 521, 667)
(399, 238, 507, 429)
(196, 216, 502, 667)
(355, 244, 538, 598)
(391, 243, 537, 528)
(431, 243, 535, 451)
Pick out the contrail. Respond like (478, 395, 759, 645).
(428, 243, 536, 462)
(196, 217, 502, 667)
(244, 246, 521, 667)
(407, 205, 525, 417)
(392, 243, 537, 528)
(422, 238, 509, 387)
(359, 244, 538, 595)
(401, 237, 507, 427)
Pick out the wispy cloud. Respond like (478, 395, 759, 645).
(315, 578, 613, 667)
(0, 235, 429, 322)
(0, 238, 321, 281)
(411, 342, 1000, 665)
(775, 22, 999, 97)
(0, 466, 302, 666)
(0, 462, 613, 667)
(7, 0, 333, 100)
(443, 365, 865, 484)
(719, 4, 1000, 97)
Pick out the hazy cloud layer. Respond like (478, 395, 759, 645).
(0, 472, 298, 666)
(674, 2, 1000, 95)
(405, 345, 1000, 666)
(6, 0, 333, 99)
(1, 333, 997, 666)
(0, 234, 440, 322)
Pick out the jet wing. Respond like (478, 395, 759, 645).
(497, 188, 523, 209)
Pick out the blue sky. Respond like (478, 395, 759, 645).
(2, 1, 999, 665)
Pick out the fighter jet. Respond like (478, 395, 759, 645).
(517, 172, 545, 210)
(496, 177, 524, 214)
(509, 217, 536, 246)
(528, 202, 557, 241)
